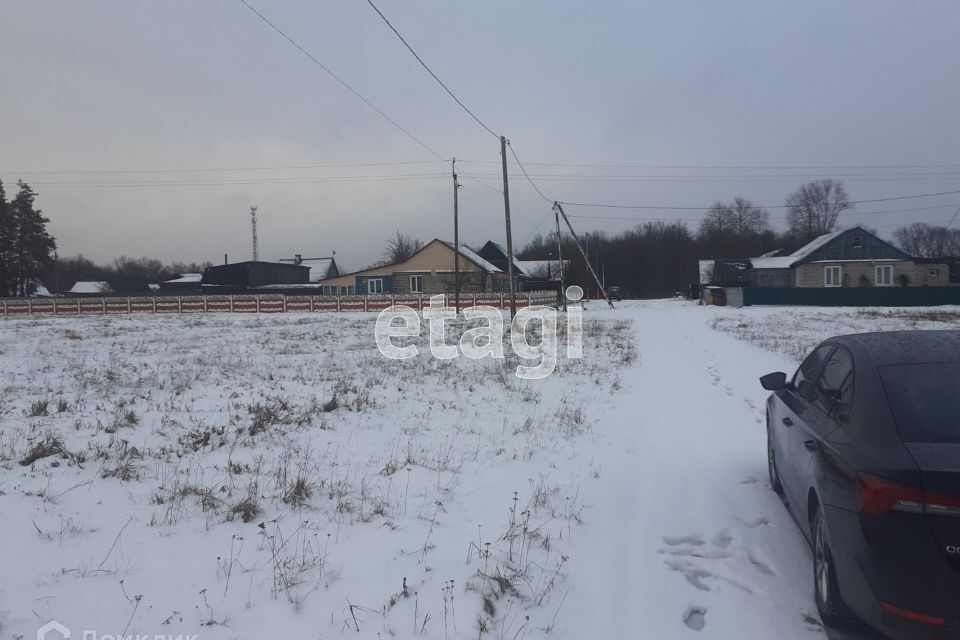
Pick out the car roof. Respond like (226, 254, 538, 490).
(827, 330, 960, 367)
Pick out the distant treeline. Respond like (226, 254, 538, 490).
(517, 180, 958, 298)
(43, 255, 213, 295)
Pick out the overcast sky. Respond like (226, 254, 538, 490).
(2, 0, 958, 270)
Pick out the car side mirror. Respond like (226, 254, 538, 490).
(760, 371, 788, 391)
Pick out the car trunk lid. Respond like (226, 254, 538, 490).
(904, 443, 960, 568)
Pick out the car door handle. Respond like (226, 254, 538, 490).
(803, 440, 819, 452)
(782, 417, 794, 427)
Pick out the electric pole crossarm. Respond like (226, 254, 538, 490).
(554, 202, 614, 309)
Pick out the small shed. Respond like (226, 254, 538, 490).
(159, 273, 203, 292)
(69, 281, 111, 296)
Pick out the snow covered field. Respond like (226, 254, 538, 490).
(2, 301, 955, 639)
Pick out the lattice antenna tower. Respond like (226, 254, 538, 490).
(250, 205, 259, 261)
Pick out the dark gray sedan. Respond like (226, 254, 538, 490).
(761, 331, 960, 639)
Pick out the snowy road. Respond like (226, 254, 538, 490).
(563, 300, 826, 639)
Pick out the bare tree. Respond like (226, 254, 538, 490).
(698, 202, 737, 237)
(893, 222, 960, 258)
(729, 197, 769, 235)
(785, 179, 850, 242)
(380, 231, 423, 265)
(699, 198, 769, 238)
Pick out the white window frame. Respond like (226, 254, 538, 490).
(367, 278, 384, 294)
(875, 264, 894, 287)
(824, 265, 842, 287)
(409, 274, 424, 293)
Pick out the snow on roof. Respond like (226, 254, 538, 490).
(790, 229, 845, 261)
(69, 281, 110, 294)
(442, 242, 502, 273)
(32, 285, 54, 297)
(515, 259, 567, 278)
(752, 229, 850, 270)
(750, 256, 796, 270)
(303, 259, 334, 282)
(163, 273, 202, 283)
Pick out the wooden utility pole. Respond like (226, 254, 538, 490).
(554, 204, 567, 312)
(452, 158, 461, 313)
(500, 136, 517, 316)
(555, 202, 614, 309)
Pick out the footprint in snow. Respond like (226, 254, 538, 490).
(748, 549, 776, 575)
(683, 607, 707, 631)
(801, 610, 823, 631)
(661, 527, 776, 595)
(736, 516, 770, 529)
(663, 534, 706, 547)
(712, 529, 734, 548)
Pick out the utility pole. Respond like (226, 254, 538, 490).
(555, 202, 614, 309)
(250, 205, 259, 262)
(452, 158, 461, 314)
(500, 136, 517, 316)
(553, 204, 567, 312)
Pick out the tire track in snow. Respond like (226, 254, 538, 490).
(561, 301, 824, 639)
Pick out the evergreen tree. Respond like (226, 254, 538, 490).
(0, 180, 11, 295)
(7, 181, 56, 296)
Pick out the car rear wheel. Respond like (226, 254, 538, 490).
(813, 507, 851, 624)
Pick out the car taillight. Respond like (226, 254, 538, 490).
(881, 602, 946, 626)
(857, 473, 960, 516)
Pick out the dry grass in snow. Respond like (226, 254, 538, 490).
(0, 311, 632, 639)
(710, 305, 960, 362)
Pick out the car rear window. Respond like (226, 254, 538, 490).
(880, 363, 960, 443)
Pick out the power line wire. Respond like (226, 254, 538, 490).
(363, 0, 499, 139)
(945, 204, 960, 229)
(13, 162, 960, 178)
(506, 141, 554, 204)
(453, 174, 960, 184)
(559, 189, 960, 211)
(30, 174, 450, 189)
(458, 160, 960, 170)
(2, 160, 448, 175)
(564, 203, 960, 223)
(237, 0, 447, 162)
